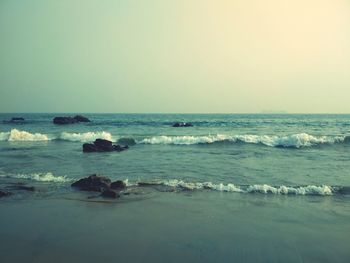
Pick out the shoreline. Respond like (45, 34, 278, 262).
(1, 190, 349, 263)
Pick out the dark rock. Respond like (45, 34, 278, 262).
(73, 115, 90, 122)
(117, 138, 136, 146)
(337, 186, 350, 195)
(53, 117, 77, 125)
(11, 117, 25, 121)
(344, 136, 350, 144)
(83, 139, 128, 153)
(111, 180, 126, 190)
(53, 115, 90, 124)
(94, 139, 114, 151)
(8, 185, 35, 191)
(101, 189, 120, 198)
(71, 174, 111, 192)
(172, 122, 193, 127)
(83, 143, 98, 152)
(113, 145, 129, 152)
(0, 190, 12, 198)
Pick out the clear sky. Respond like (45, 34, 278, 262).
(1, 0, 350, 113)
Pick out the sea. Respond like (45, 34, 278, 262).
(0, 113, 349, 263)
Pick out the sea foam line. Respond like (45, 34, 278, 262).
(0, 129, 347, 148)
(0, 172, 72, 183)
(0, 129, 51, 141)
(0, 129, 114, 142)
(59, 131, 114, 142)
(0, 172, 344, 196)
(136, 179, 336, 196)
(139, 133, 346, 148)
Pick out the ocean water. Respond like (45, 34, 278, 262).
(1, 113, 350, 262)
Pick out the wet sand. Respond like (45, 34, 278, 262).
(1, 191, 349, 263)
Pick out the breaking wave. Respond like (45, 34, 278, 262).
(0, 172, 72, 183)
(59, 131, 114, 142)
(0, 129, 114, 142)
(139, 133, 346, 148)
(0, 130, 348, 148)
(1, 172, 348, 196)
(136, 179, 349, 196)
(0, 129, 50, 141)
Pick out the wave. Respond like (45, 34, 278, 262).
(136, 179, 347, 196)
(0, 172, 72, 183)
(139, 133, 346, 148)
(0, 129, 348, 148)
(59, 131, 114, 142)
(0, 129, 114, 142)
(0, 129, 50, 141)
(0, 172, 348, 196)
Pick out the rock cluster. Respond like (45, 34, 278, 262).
(11, 117, 25, 122)
(83, 139, 128, 153)
(172, 122, 193, 127)
(0, 190, 12, 198)
(71, 174, 126, 198)
(53, 115, 91, 124)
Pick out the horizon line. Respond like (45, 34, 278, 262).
(1, 112, 350, 115)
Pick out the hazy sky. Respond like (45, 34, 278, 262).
(1, 0, 350, 113)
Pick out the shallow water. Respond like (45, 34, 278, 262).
(0, 113, 350, 262)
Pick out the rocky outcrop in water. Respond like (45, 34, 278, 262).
(53, 115, 90, 124)
(73, 115, 90, 122)
(71, 174, 127, 198)
(111, 180, 126, 190)
(83, 139, 128, 152)
(0, 190, 12, 198)
(11, 117, 25, 122)
(101, 189, 120, 198)
(172, 122, 193, 127)
(71, 174, 111, 192)
(7, 184, 35, 192)
(53, 117, 77, 124)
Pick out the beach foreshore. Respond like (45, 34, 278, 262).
(1, 191, 349, 263)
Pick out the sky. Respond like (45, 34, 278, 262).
(1, 0, 350, 113)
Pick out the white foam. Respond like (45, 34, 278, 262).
(161, 179, 244, 192)
(140, 134, 229, 145)
(0, 172, 72, 183)
(139, 133, 345, 148)
(0, 129, 50, 141)
(0, 132, 10, 141)
(246, 184, 333, 195)
(138, 179, 333, 195)
(59, 131, 114, 142)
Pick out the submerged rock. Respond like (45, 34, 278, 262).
(53, 115, 90, 124)
(83, 139, 128, 153)
(101, 189, 120, 199)
(8, 185, 35, 192)
(111, 180, 126, 190)
(0, 190, 12, 198)
(337, 186, 350, 195)
(71, 174, 111, 192)
(11, 117, 25, 122)
(113, 144, 129, 152)
(172, 122, 193, 127)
